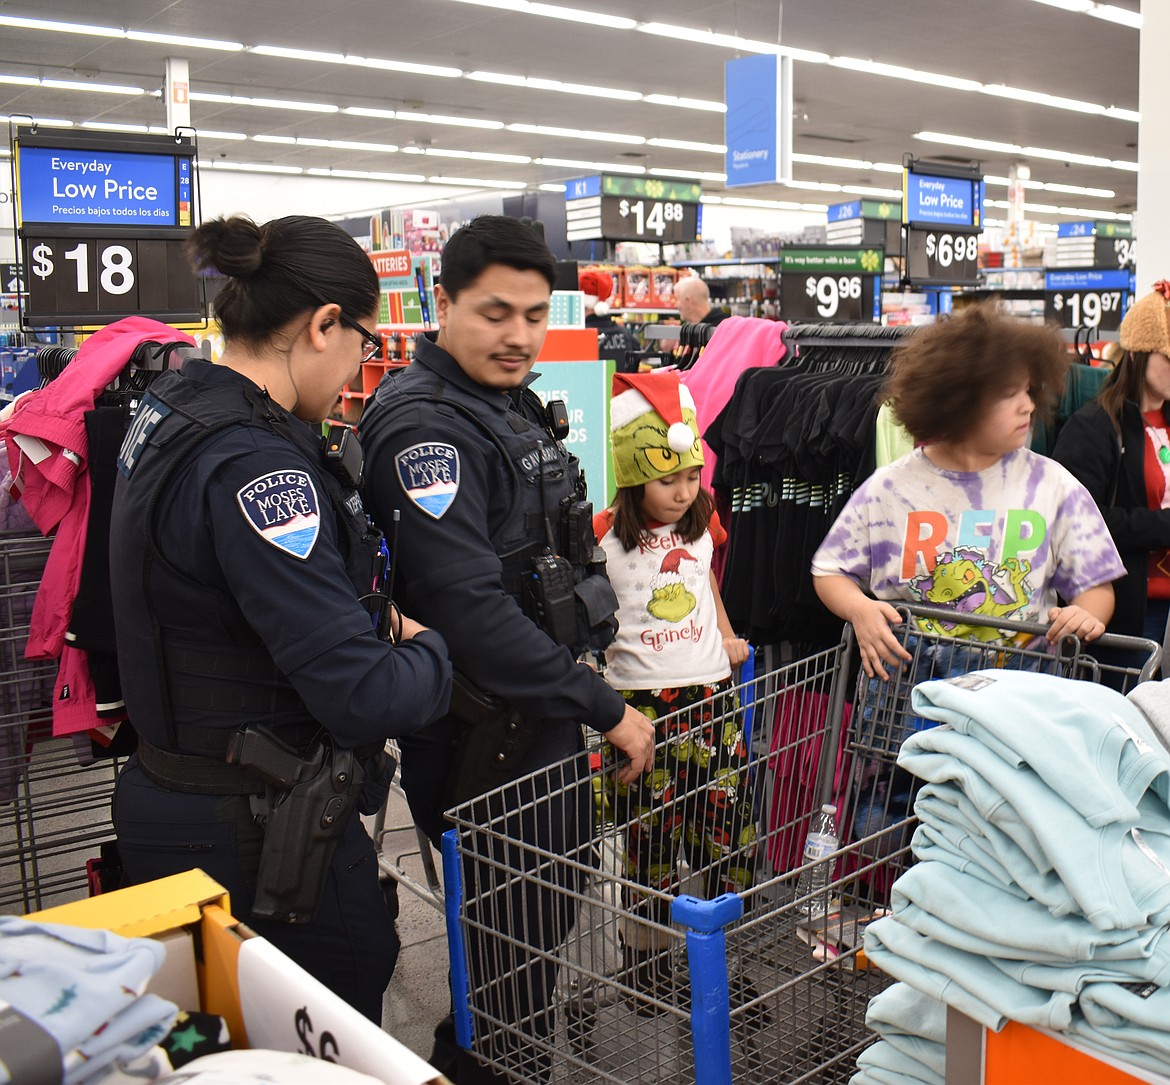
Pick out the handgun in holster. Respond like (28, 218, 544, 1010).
(227, 723, 364, 924)
(447, 671, 541, 807)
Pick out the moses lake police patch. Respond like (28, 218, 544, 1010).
(395, 442, 460, 520)
(236, 470, 321, 559)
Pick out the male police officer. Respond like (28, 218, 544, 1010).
(359, 216, 654, 1082)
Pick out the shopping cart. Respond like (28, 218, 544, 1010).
(439, 607, 1161, 1085)
(0, 529, 123, 913)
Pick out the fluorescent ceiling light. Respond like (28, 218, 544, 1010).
(829, 57, 982, 92)
(0, 15, 122, 36)
(642, 94, 726, 113)
(721, 197, 807, 210)
(306, 167, 427, 182)
(196, 129, 248, 141)
(1105, 106, 1140, 122)
(252, 43, 461, 77)
(536, 156, 645, 175)
(0, 74, 39, 87)
(42, 78, 146, 95)
(393, 110, 504, 129)
(841, 185, 904, 198)
(983, 175, 1115, 198)
(467, 70, 641, 100)
(207, 160, 304, 174)
(1027, 0, 1140, 26)
(783, 179, 844, 192)
(126, 30, 243, 50)
(649, 168, 728, 182)
(1021, 145, 1114, 167)
(446, 0, 636, 29)
(253, 45, 345, 63)
(0, 113, 74, 126)
(404, 147, 531, 164)
(253, 134, 296, 144)
(295, 137, 400, 153)
(539, 183, 567, 192)
(915, 131, 1028, 155)
(635, 22, 829, 63)
(700, 195, 722, 204)
(981, 84, 1104, 114)
(80, 121, 168, 134)
(427, 175, 529, 189)
(190, 91, 338, 113)
(648, 137, 725, 154)
(508, 123, 645, 145)
(343, 107, 397, 120)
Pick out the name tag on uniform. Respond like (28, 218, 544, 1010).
(395, 442, 460, 520)
(237, 470, 320, 559)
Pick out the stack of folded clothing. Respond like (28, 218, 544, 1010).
(851, 981, 946, 1085)
(855, 669, 1170, 1077)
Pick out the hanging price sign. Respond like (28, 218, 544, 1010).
(905, 228, 980, 285)
(599, 195, 699, 242)
(776, 247, 883, 322)
(1043, 269, 1130, 333)
(1094, 235, 1136, 271)
(22, 235, 200, 326)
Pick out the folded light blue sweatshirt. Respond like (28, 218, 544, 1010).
(1069, 983, 1170, 1077)
(891, 860, 1170, 971)
(863, 915, 1077, 1032)
(855, 1037, 942, 1085)
(912, 789, 1066, 908)
(911, 670, 1170, 825)
(863, 983, 947, 1077)
(900, 726, 1170, 930)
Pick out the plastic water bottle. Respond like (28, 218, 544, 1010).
(796, 804, 839, 918)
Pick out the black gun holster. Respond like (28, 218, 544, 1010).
(227, 725, 365, 924)
(448, 671, 542, 807)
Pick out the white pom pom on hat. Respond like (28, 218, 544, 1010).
(667, 421, 695, 453)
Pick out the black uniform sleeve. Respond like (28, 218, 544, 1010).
(200, 441, 452, 748)
(1051, 405, 1170, 553)
(362, 414, 626, 731)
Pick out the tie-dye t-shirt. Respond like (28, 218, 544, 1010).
(811, 447, 1124, 642)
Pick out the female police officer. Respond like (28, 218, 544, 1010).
(108, 214, 452, 1022)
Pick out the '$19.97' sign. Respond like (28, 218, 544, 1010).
(21, 234, 199, 326)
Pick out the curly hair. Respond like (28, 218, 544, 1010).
(882, 302, 1070, 444)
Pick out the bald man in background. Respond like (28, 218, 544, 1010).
(674, 276, 728, 327)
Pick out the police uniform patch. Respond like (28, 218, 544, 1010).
(395, 442, 460, 519)
(117, 392, 171, 478)
(236, 470, 321, 559)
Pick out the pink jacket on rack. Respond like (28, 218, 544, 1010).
(1, 318, 194, 734)
(680, 316, 788, 493)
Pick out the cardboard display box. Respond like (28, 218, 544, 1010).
(29, 869, 448, 1085)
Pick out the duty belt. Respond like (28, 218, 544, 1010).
(137, 737, 262, 795)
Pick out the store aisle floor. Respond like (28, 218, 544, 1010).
(375, 787, 449, 1062)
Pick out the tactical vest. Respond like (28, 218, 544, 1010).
(368, 363, 618, 656)
(113, 367, 383, 754)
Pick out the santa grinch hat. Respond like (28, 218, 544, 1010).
(610, 371, 704, 488)
(1120, 280, 1170, 355)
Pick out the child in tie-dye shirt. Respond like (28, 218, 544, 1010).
(812, 302, 1124, 680)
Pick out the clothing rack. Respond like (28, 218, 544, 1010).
(781, 322, 913, 351)
(641, 321, 717, 348)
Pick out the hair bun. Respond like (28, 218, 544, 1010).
(187, 215, 265, 277)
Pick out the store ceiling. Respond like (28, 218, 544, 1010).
(0, 0, 1143, 226)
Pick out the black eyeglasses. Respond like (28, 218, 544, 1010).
(338, 311, 383, 363)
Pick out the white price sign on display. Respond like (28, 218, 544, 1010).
(923, 232, 979, 268)
(30, 240, 136, 295)
(905, 227, 980, 285)
(617, 198, 683, 237)
(1046, 290, 1126, 331)
(804, 274, 862, 319)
